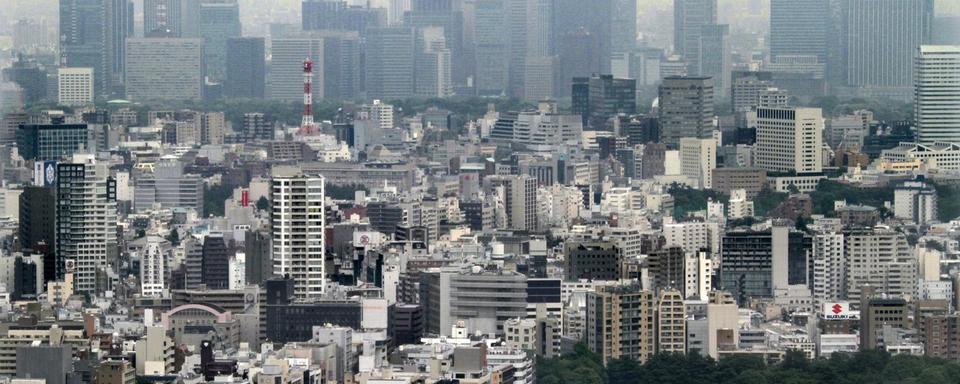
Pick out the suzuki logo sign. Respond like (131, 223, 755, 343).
(822, 302, 855, 320)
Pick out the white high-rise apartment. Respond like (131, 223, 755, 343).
(361, 100, 395, 130)
(679, 137, 716, 189)
(271, 167, 325, 300)
(58, 67, 94, 106)
(755, 107, 823, 174)
(915, 45, 960, 145)
(140, 237, 166, 297)
(56, 154, 118, 294)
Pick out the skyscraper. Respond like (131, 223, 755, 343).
(19, 187, 56, 283)
(271, 169, 326, 301)
(198, 0, 241, 82)
(658, 76, 714, 148)
(755, 107, 824, 174)
(144, 0, 200, 36)
(225, 37, 266, 98)
(673, 0, 717, 76)
(915, 45, 960, 145)
(472, 0, 509, 95)
(769, 0, 828, 64)
(698, 24, 730, 96)
(105, 0, 135, 96)
(843, 0, 933, 92)
(56, 155, 118, 293)
(125, 38, 204, 101)
(268, 37, 324, 102)
(571, 75, 637, 130)
(59, 0, 107, 97)
(365, 27, 416, 100)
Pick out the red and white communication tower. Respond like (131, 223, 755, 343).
(299, 58, 316, 135)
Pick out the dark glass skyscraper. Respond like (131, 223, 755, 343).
(225, 37, 265, 98)
(59, 0, 107, 96)
(769, 0, 828, 64)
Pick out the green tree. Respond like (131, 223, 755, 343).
(256, 196, 269, 211)
(166, 229, 180, 246)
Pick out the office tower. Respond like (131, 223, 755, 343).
(611, 0, 636, 53)
(319, 31, 362, 100)
(571, 75, 637, 130)
(552, 0, 612, 72)
(19, 187, 56, 283)
(56, 155, 118, 293)
(679, 137, 717, 189)
(585, 284, 655, 364)
(302, 0, 347, 30)
(915, 46, 960, 145)
(2, 57, 47, 104)
(646, 247, 685, 293)
(769, 0, 828, 64)
(57, 68, 94, 106)
(720, 228, 811, 304)
(198, 0, 241, 82)
(201, 234, 230, 289)
(268, 37, 324, 102)
(673, 0, 717, 75)
(698, 24, 730, 96)
(484, 174, 537, 231)
(59, 0, 107, 97)
(105, 0, 134, 96)
(472, 0, 509, 96)
(755, 107, 824, 174)
(271, 169, 326, 300)
(17, 123, 91, 161)
(404, 0, 465, 90)
(564, 241, 624, 281)
(843, 0, 933, 92)
(225, 38, 266, 98)
(144, 0, 200, 36)
(140, 237, 166, 297)
(133, 161, 204, 212)
(658, 77, 714, 148)
(365, 27, 416, 100)
(414, 27, 453, 98)
(419, 268, 527, 336)
(844, 228, 914, 303)
(125, 38, 204, 101)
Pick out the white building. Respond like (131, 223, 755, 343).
(663, 219, 720, 255)
(271, 168, 326, 300)
(140, 237, 166, 297)
(229, 252, 246, 290)
(881, 142, 960, 171)
(844, 228, 916, 302)
(685, 250, 712, 300)
(755, 107, 823, 174)
(679, 137, 716, 189)
(915, 45, 960, 145)
(894, 181, 938, 225)
(727, 189, 754, 219)
(58, 67, 94, 106)
(812, 232, 844, 304)
(362, 100, 395, 130)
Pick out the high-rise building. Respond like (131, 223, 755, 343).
(585, 284, 655, 364)
(770, 0, 828, 67)
(698, 24, 730, 96)
(271, 168, 326, 300)
(268, 37, 324, 102)
(754, 107, 823, 174)
(319, 31, 362, 100)
(125, 38, 204, 101)
(812, 232, 844, 303)
(419, 268, 527, 336)
(673, 0, 717, 75)
(198, 0, 241, 82)
(404, 0, 466, 90)
(225, 37, 266, 98)
(144, 0, 199, 36)
(571, 75, 637, 130)
(679, 137, 717, 190)
(844, 228, 915, 303)
(242, 112, 273, 142)
(720, 228, 812, 304)
(365, 27, 416, 100)
(564, 241, 624, 281)
(483, 174, 537, 231)
(19, 187, 56, 283)
(105, 0, 134, 96)
(472, 0, 509, 96)
(843, 0, 933, 92)
(915, 45, 960, 145)
(894, 181, 938, 226)
(657, 289, 686, 354)
(201, 234, 230, 289)
(17, 123, 91, 162)
(56, 155, 118, 293)
(140, 237, 167, 297)
(59, 0, 107, 97)
(658, 77, 714, 148)
(414, 27, 453, 98)
(57, 68, 94, 106)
